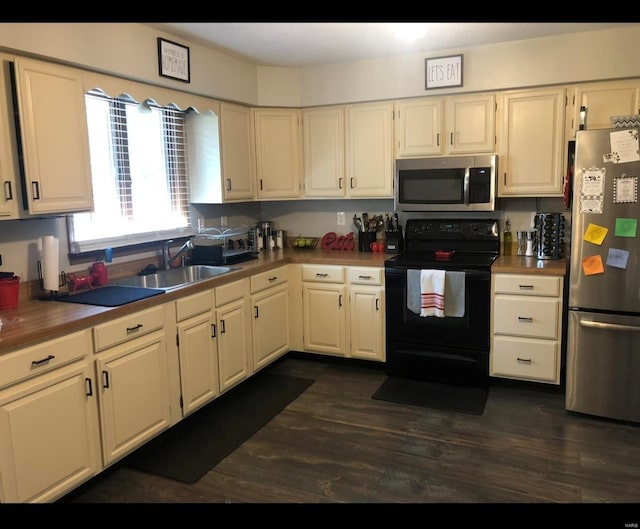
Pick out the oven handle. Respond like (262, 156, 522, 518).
(385, 267, 490, 279)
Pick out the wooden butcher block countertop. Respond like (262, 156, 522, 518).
(0, 248, 566, 355)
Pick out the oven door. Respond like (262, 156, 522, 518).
(384, 264, 491, 386)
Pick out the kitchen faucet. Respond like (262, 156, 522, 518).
(162, 239, 193, 270)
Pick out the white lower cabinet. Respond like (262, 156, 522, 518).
(301, 265, 385, 361)
(175, 289, 219, 417)
(302, 264, 348, 356)
(251, 265, 290, 371)
(93, 305, 171, 467)
(0, 330, 101, 503)
(216, 278, 252, 392)
(348, 267, 385, 362)
(490, 273, 564, 384)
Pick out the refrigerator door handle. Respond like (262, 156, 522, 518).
(581, 320, 640, 332)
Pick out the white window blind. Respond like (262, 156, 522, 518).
(68, 90, 194, 254)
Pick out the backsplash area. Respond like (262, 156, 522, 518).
(0, 197, 569, 283)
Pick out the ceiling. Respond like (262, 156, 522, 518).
(145, 22, 636, 68)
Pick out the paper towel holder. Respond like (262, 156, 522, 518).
(37, 261, 66, 296)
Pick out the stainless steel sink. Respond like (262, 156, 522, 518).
(110, 265, 236, 291)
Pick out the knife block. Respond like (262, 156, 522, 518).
(384, 227, 403, 254)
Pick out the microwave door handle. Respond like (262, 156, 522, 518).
(463, 168, 470, 205)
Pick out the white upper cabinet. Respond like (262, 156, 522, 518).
(498, 87, 566, 197)
(254, 108, 303, 199)
(219, 102, 255, 201)
(303, 106, 345, 198)
(0, 55, 21, 219)
(445, 93, 496, 155)
(395, 93, 496, 158)
(394, 98, 443, 157)
(345, 101, 394, 198)
(566, 79, 640, 139)
(12, 57, 94, 215)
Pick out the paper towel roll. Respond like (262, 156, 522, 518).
(42, 235, 59, 291)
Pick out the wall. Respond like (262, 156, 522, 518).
(0, 23, 636, 282)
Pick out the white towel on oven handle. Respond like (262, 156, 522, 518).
(420, 269, 446, 317)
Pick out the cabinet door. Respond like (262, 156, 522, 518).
(0, 360, 101, 503)
(177, 311, 219, 416)
(349, 285, 384, 361)
(13, 57, 93, 215)
(302, 283, 347, 356)
(303, 106, 345, 197)
(569, 80, 640, 138)
(0, 56, 20, 219)
(217, 297, 251, 391)
(96, 330, 171, 467)
(220, 102, 255, 201)
(445, 93, 496, 154)
(394, 98, 443, 157)
(498, 87, 565, 197)
(254, 108, 302, 199)
(345, 102, 394, 197)
(252, 283, 290, 371)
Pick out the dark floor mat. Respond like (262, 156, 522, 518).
(372, 376, 488, 415)
(126, 372, 314, 484)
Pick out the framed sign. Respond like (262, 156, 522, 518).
(158, 38, 190, 83)
(425, 54, 463, 90)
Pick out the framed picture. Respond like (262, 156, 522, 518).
(425, 54, 463, 90)
(157, 38, 190, 83)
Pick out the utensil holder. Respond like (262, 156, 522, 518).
(358, 232, 377, 252)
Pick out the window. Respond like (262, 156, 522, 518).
(67, 89, 194, 254)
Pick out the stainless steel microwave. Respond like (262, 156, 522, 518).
(394, 154, 498, 212)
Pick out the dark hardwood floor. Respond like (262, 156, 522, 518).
(59, 353, 640, 521)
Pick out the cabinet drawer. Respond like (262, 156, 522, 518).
(302, 265, 344, 283)
(176, 290, 214, 322)
(93, 305, 165, 352)
(0, 329, 92, 389)
(492, 335, 559, 382)
(493, 274, 562, 297)
(251, 265, 289, 293)
(216, 278, 247, 307)
(493, 295, 560, 339)
(347, 267, 383, 286)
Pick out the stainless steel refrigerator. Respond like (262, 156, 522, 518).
(566, 127, 640, 422)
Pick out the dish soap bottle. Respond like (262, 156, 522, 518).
(503, 218, 512, 256)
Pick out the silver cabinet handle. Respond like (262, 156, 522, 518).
(518, 285, 534, 290)
(518, 316, 533, 322)
(517, 357, 532, 363)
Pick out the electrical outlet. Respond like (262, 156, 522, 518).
(337, 212, 345, 226)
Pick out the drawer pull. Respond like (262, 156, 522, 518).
(126, 324, 143, 333)
(85, 377, 93, 396)
(358, 275, 372, 280)
(211, 323, 216, 338)
(517, 357, 532, 364)
(102, 370, 110, 389)
(31, 354, 55, 367)
(268, 276, 278, 282)
(254, 306, 259, 318)
(518, 316, 533, 322)
(518, 285, 534, 290)
(315, 273, 328, 278)
(220, 320, 226, 334)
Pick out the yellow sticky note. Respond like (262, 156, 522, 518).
(582, 255, 605, 275)
(584, 223, 608, 245)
